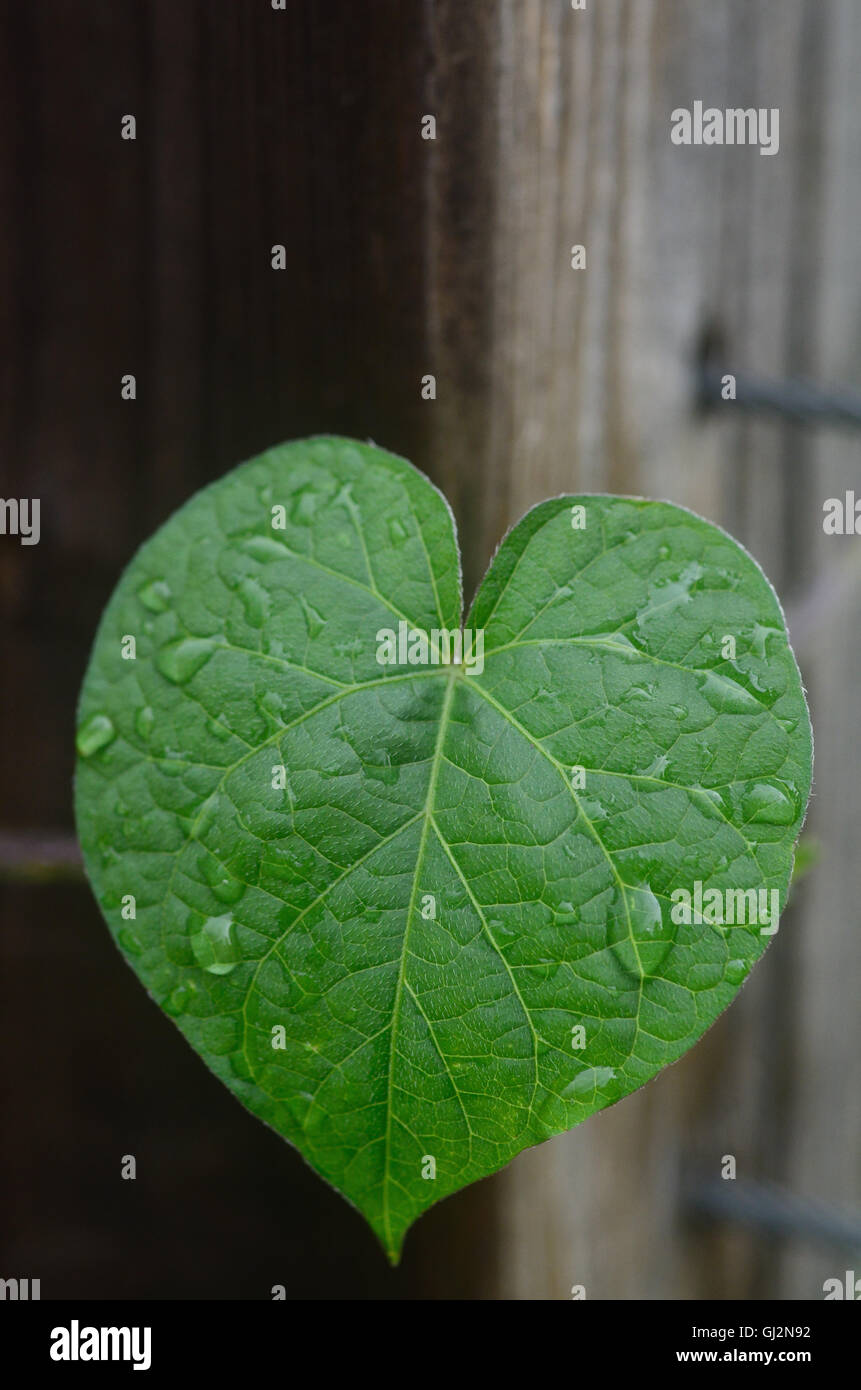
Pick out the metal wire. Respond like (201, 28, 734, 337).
(697, 364, 861, 431)
(685, 1174, 861, 1255)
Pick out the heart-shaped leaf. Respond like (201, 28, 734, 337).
(75, 437, 812, 1260)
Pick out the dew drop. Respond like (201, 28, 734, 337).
(578, 794, 609, 823)
(299, 594, 325, 638)
(488, 917, 513, 939)
(687, 962, 724, 991)
(261, 634, 286, 660)
(366, 751, 398, 785)
(159, 750, 187, 777)
(639, 751, 670, 778)
(610, 881, 674, 978)
(748, 622, 781, 660)
(190, 913, 241, 975)
(698, 669, 762, 713)
(257, 690, 286, 725)
(741, 780, 798, 826)
(531, 688, 558, 707)
(212, 873, 245, 905)
(388, 517, 408, 545)
(76, 713, 117, 757)
(584, 631, 638, 654)
(635, 562, 704, 640)
(736, 665, 781, 705)
(213, 876, 245, 906)
(118, 928, 143, 956)
(289, 485, 324, 526)
(157, 636, 217, 684)
(194, 791, 222, 840)
(698, 786, 730, 819)
(200, 853, 246, 905)
(693, 738, 718, 772)
(235, 576, 270, 628)
(623, 683, 656, 704)
(629, 882, 674, 970)
(164, 979, 198, 1016)
(137, 578, 172, 613)
(241, 535, 287, 563)
(724, 958, 749, 986)
(134, 705, 155, 741)
(332, 481, 356, 511)
(562, 1066, 618, 1101)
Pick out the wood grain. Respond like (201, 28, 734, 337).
(0, 0, 857, 1299)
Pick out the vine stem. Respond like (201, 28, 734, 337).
(0, 831, 84, 882)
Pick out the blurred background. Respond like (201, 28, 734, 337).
(1, 0, 859, 1299)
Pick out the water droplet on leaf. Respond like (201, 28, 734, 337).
(610, 881, 674, 978)
(235, 576, 270, 628)
(748, 622, 781, 660)
(299, 594, 325, 638)
(134, 705, 155, 741)
(76, 713, 117, 757)
(635, 562, 704, 641)
(289, 485, 324, 526)
(241, 536, 287, 563)
(639, 752, 670, 778)
(724, 958, 749, 986)
(698, 669, 762, 713)
(190, 913, 241, 975)
(257, 691, 286, 725)
(578, 794, 608, 823)
(366, 751, 398, 785)
(137, 578, 172, 613)
(742, 780, 798, 825)
(164, 979, 198, 1016)
(157, 637, 217, 684)
(562, 1066, 618, 1101)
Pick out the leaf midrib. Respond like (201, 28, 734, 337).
(381, 665, 459, 1258)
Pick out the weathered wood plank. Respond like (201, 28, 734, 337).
(431, 0, 859, 1300)
(1, 0, 856, 1300)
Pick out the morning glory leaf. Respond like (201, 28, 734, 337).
(75, 437, 812, 1261)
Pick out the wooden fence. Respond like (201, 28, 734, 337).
(1, 0, 858, 1298)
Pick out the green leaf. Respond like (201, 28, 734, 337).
(75, 437, 812, 1261)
